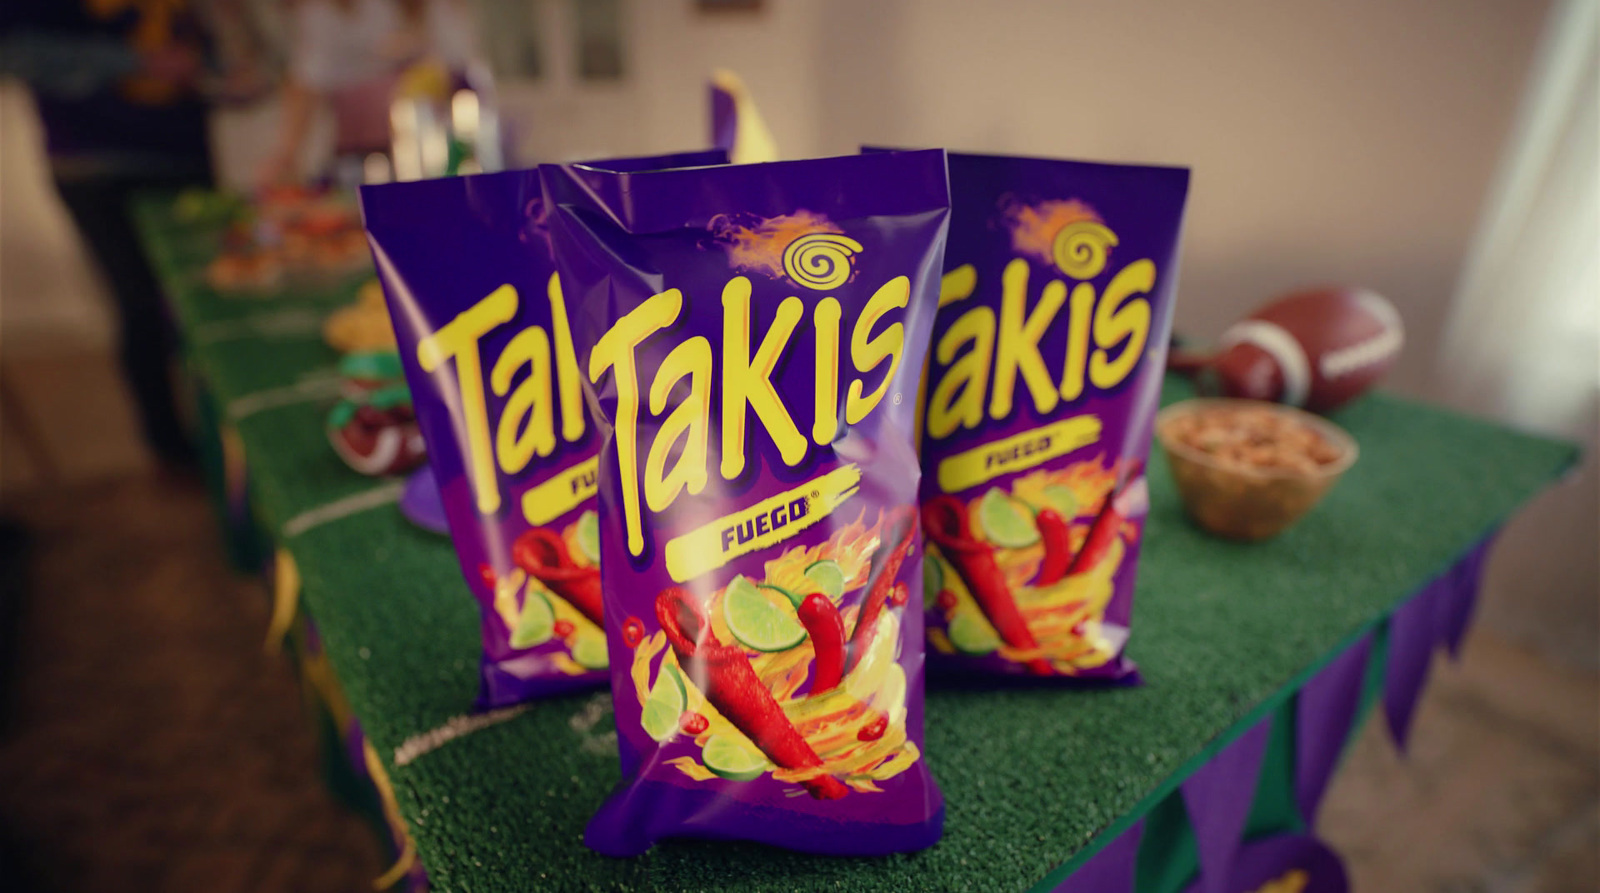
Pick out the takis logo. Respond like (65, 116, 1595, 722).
(711, 211, 862, 291)
(591, 215, 906, 567)
(922, 198, 1156, 442)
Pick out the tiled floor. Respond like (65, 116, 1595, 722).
(0, 476, 385, 892)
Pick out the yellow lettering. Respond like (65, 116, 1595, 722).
(720, 277, 804, 478)
(546, 273, 586, 442)
(417, 284, 518, 514)
(1089, 260, 1154, 390)
(1058, 282, 1096, 402)
(990, 259, 1066, 420)
(590, 288, 682, 556)
(926, 307, 995, 439)
(917, 265, 980, 445)
(812, 298, 841, 445)
(939, 264, 977, 307)
(644, 336, 712, 511)
(490, 326, 554, 475)
(845, 275, 908, 425)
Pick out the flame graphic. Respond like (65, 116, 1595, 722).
(1001, 197, 1100, 264)
(711, 210, 858, 289)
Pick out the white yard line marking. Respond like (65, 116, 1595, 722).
(281, 481, 406, 538)
(393, 705, 531, 767)
(193, 308, 327, 343)
(226, 374, 344, 422)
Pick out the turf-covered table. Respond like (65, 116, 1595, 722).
(135, 195, 1578, 892)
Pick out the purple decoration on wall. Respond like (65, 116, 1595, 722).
(1182, 718, 1273, 893)
(1181, 833, 1349, 893)
(710, 81, 736, 151)
(1049, 821, 1144, 893)
(1437, 534, 1497, 659)
(1383, 580, 1442, 751)
(1295, 634, 1371, 824)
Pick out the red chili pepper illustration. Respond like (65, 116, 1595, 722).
(922, 496, 1053, 676)
(621, 616, 645, 649)
(858, 712, 888, 742)
(512, 528, 604, 628)
(797, 593, 846, 696)
(680, 712, 709, 736)
(655, 587, 848, 800)
(1032, 509, 1073, 587)
(1066, 473, 1148, 579)
(844, 506, 918, 676)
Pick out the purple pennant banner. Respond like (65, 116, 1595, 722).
(1383, 579, 1442, 751)
(1181, 833, 1349, 893)
(1436, 534, 1497, 659)
(1295, 634, 1371, 825)
(1049, 821, 1144, 893)
(1182, 718, 1273, 893)
(1387, 534, 1501, 750)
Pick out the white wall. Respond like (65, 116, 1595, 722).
(482, 0, 1548, 400)
(809, 0, 1550, 399)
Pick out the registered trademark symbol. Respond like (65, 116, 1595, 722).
(811, 490, 820, 499)
(892, 392, 903, 405)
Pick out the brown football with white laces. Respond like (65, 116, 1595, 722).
(1214, 287, 1404, 414)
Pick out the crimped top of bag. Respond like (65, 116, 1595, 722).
(546, 149, 951, 234)
(361, 169, 559, 261)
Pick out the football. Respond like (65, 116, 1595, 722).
(328, 400, 427, 477)
(1213, 287, 1404, 414)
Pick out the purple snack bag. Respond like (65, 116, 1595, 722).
(360, 150, 727, 708)
(895, 151, 1189, 683)
(542, 150, 949, 856)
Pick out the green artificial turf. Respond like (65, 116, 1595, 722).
(138, 197, 1580, 892)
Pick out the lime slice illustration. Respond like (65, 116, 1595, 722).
(570, 631, 610, 670)
(1041, 484, 1080, 520)
(702, 733, 769, 781)
(948, 611, 1001, 655)
(640, 664, 687, 742)
(978, 488, 1040, 548)
(803, 560, 846, 601)
(759, 582, 802, 608)
(509, 589, 554, 649)
(922, 554, 943, 605)
(723, 577, 807, 652)
(574, 510, 600, 564)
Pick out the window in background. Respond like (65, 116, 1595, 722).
(1441, 0, 1598, 440)
(478, 0, 543, 79)
(573, 0, 625, 81)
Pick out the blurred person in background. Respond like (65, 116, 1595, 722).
(256, 0, 478, 188)
(0, 0, 271, 471)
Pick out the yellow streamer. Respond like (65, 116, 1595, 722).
(264, 549, 301, 655)
(362, 741, 418, 891)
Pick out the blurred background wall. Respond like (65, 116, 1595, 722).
(3, 0, 1592, 659)
(7, 0, 1555, 393)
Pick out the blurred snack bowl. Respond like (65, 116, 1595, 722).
(1155, 398, 1357, 541)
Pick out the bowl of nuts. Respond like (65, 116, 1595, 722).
(1155, 399, 1357, 541)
